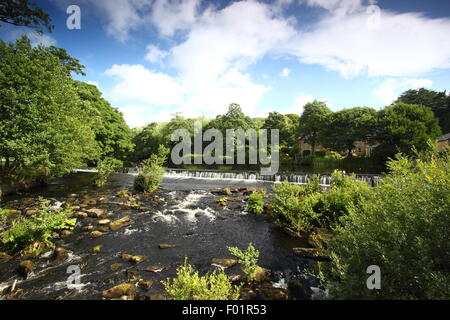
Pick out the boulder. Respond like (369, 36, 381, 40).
(82, 225, 94, 231)
(52, 247, 69, 264)
(110, 263, 123, 271)
(217, 215, 228, 220)
(73, 211, 88, 218)
(211, 258, 237, 268)
(85, 208, 107, 218)
(121, 254, 146, 264)
(60, 230, 72, 237)
(90, 245, 102, 253)
(18, 260, 36, 276)
(145, 265, 166, 272)
(139, 280, 153, 290)
(101, 283, 135, 299)
(109, 216, 131, 231)
(292, 247, 328, 260)
(97, 219, 111, 225)
(158, 244, 176, 249)
(253, 268, 269, 282)
(90, 231, 103, 238)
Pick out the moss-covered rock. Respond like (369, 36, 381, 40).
(109, 216, 130, 231)
(90, 231, 103, 238)
(110, 263, 123, 271)
(121, 253, 146, 264)
(90, 245, 102, 253)
(101, 283, 135, 299)
(253, 267, 269, 282)
(0, 252, 12, 262)
(211, 258, 237, 268)
(292, 247, 328, 259)
(52, 247, 69, 264)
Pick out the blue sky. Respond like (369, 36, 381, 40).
(1, 0, 450, 127)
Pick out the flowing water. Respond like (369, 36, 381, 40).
(0, 172, 322, 300)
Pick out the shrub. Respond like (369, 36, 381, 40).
(134, 145, 169, 193)
(317, 152, 450, 299)
(1, 198, 75, 253)
(161, 258, 241, 300)
(247, 191, 264, 214)
(302, 150, 311, 156)
(270, 181, 321, 232)
(94, 157, 122, 187)
(228, 243, 261, 281)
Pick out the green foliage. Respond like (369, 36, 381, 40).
(375, 103, 441, 160)
(227, 243, 261, 281)
(322, 107, 377, 156)
(161, 258, 241, 300)
(93, 157, 122, 187)
(298, 101, 332, 153)
(395, 88, 450, 133)
(0, 0, 53, 34)
(1, 198, 75, 252)
(247, 190, 265, 214)
(317, 152, 450, 299)
(134, 145, 169, 193)
(216, 197, 228, 206)
(0, 36, 100, 181)
(270, 173, 369, 232)
(73, 81, 134, 161)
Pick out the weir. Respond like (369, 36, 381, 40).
(76, 167, 383, 187)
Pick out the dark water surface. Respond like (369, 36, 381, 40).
(0, 173, 320, 300)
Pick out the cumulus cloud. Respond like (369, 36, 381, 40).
(372, 78, 433, 105)
(288, 3, 450, 78)
(105, 64, 184, 105)
(293, 94, 315, 114)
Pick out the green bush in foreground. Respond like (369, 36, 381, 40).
(161, 258, 241, 300)
(134, 145, 168, 193)
(228, 243, 261, 281)
(247, 191, 264, 214)
(317, 152, 450, 299)
(1, 198, 75, 253)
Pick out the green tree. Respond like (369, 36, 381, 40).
(298, 101, 332, 154)
(74, 81, 134, 161)
(263, 112, 300, 159)
(0, 36, 100, 181)
(206, 103, 255, 133)
(322, 107, 377, 156)
(375, 103, 441, 158)
(395, 88, 450, 133)
(0, 0, 53, 34)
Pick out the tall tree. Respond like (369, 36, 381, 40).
(395, 88, 450, 133)
(322, 107, 377, 156)
(0, 36, 99, 181)
(74, 81, 134, 161)
(207, 103, 255, 132)
(0, 0, 53, 33)
(375, 103, 441, 157)
(298, 101, 332, 154)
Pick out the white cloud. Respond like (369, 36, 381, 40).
(372, 78, 433, 105)
(145, 44, 169, 63)
(105, 64, 183, 105)
(279, 67, 291, 78)
(6, 29, 57, 47)
(288, 4, 450, 78)
(150, 0, 200, 37)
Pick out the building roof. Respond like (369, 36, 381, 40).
(437, 133, 450, 141)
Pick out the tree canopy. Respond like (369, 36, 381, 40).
(298, 101, 332, 153)
(0, 36, 99, 181)
(395, 88, 450, 133)
(0, 0, 53, 33)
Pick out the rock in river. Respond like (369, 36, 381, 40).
(211, 258, 237, 268)
(158, 244, 176, 249)
(292, 247, 328, 260)
(121, 253, 146, 264)
(101, 283, 135, 299)
(109, 216, 130, 231)
(18, 260, 36, 277)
